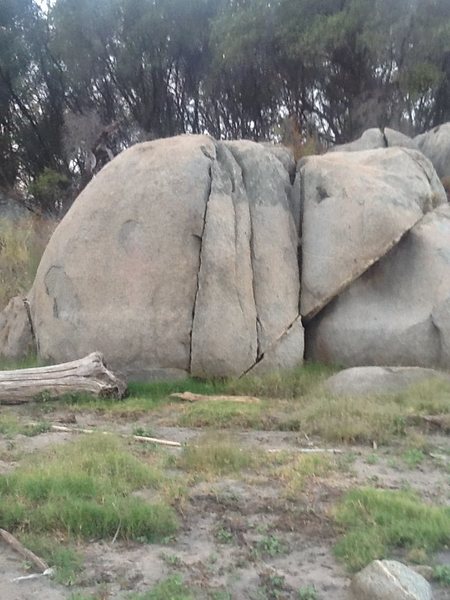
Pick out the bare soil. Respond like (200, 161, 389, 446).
(0, 406, 449, 600)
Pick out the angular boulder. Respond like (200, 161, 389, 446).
(0, 296, 35, 360)
(300, 148, 446, 319)
(325, 366, 450, 397)
(415, 122, 450, 179)
(29, 135, 303, 379)
(384, 127, 418, 149)
(351, 560, 432, 600)
(306, 204, 450, 368)
(329, 128, 386, 152)
(331, 127, 417, 153)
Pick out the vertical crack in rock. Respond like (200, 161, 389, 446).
(189, 162, 213, 373)
(22, 297, 37, 351)
(225, 143, 262, 359)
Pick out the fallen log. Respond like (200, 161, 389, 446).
(0, 352, 126, 404)
(170, 391, 261, 404)
(0, 528, 49, 572)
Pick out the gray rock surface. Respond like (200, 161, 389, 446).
(330, 127, 417, 153)
(351, 560, 432, 600)
(384, 127, 418, 149)
(191, 140, 302, 377)
(300, 147, 446, 319)
(0, 296, 35, 360)
(30, 135, 303, 379)
(306, 204, 450, 368)
(415, 122, 450, 179)
(325, 366, 450, 397)
(329, 128, 386, 152)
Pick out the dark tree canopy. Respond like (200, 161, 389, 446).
(1, 0, 449, 215)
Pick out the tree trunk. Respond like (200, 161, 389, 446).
(0, 352, 126, 404)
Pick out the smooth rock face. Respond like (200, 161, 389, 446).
(331, 127, 417, 153)
(325, 366, 450, 397)
(330, 128, 386, 152)
(0, 296, 35, 360)
(300, 147, 446, 319)
(351, 560, 432, 600)
(384, 127, 418, 149)
(307, 204, 450, 368)
(415, 122, 450, 179)
(30, 135, 303, 379)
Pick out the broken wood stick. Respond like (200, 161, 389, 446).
(0, 528, 49, 572)
(0, 352, 126, 405)
(48, 424, 181, 447)
(170, 391, 261, 404)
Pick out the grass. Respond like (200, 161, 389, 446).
(334, 487, 450, 571)
(177, 434, 256, 477)
(175, 369, 450, 444)
(0, 215, 54, 311)
(0, 434, 178, 543)
(434, 565, 450, 586)
(252, 534, 287, 559)
(0, 413, 50, 437)
(19, 533, 83, 585)
(3, 360, 449, 445)
(129, 574, 195, 599)
(276, 453, 334, 498)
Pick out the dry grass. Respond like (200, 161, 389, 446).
(0, 215, 55, 310)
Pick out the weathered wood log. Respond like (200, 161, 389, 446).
(0, 528, 49, 572)
(0, 352, 126, 404)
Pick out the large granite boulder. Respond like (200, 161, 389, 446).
(28, 135, 302, 379)
(415, 122, 450, 179)
(306, 204, 450, 368)
(300, 148, 446, 319)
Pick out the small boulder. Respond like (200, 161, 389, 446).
(415, 122, 450, 179)
(351, 560, 432, 600)
(0, 296, 35, 360)
(324, 366, 450, 397)
(329, 128, 386, 152)
(384, 128, 418, 149)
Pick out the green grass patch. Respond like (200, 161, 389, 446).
(0, 434, 178, 543)
(19, 533, 83, 585)
(178, 400, 266, 429)
(434, 565, 450, 586)
(334, 487, 450, 571)
(0, 413, 50, 437)
(177, 434, 256, 476)
(129, 574, 195, 599)
(225, 363, 336, 398)
(277, 453, 334, 498)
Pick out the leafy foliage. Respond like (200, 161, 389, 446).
(1, 0, 450, 214)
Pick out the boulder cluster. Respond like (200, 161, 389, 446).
(1, 124, 450, 379)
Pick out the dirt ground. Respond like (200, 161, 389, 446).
(0, 406, 449, 600)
